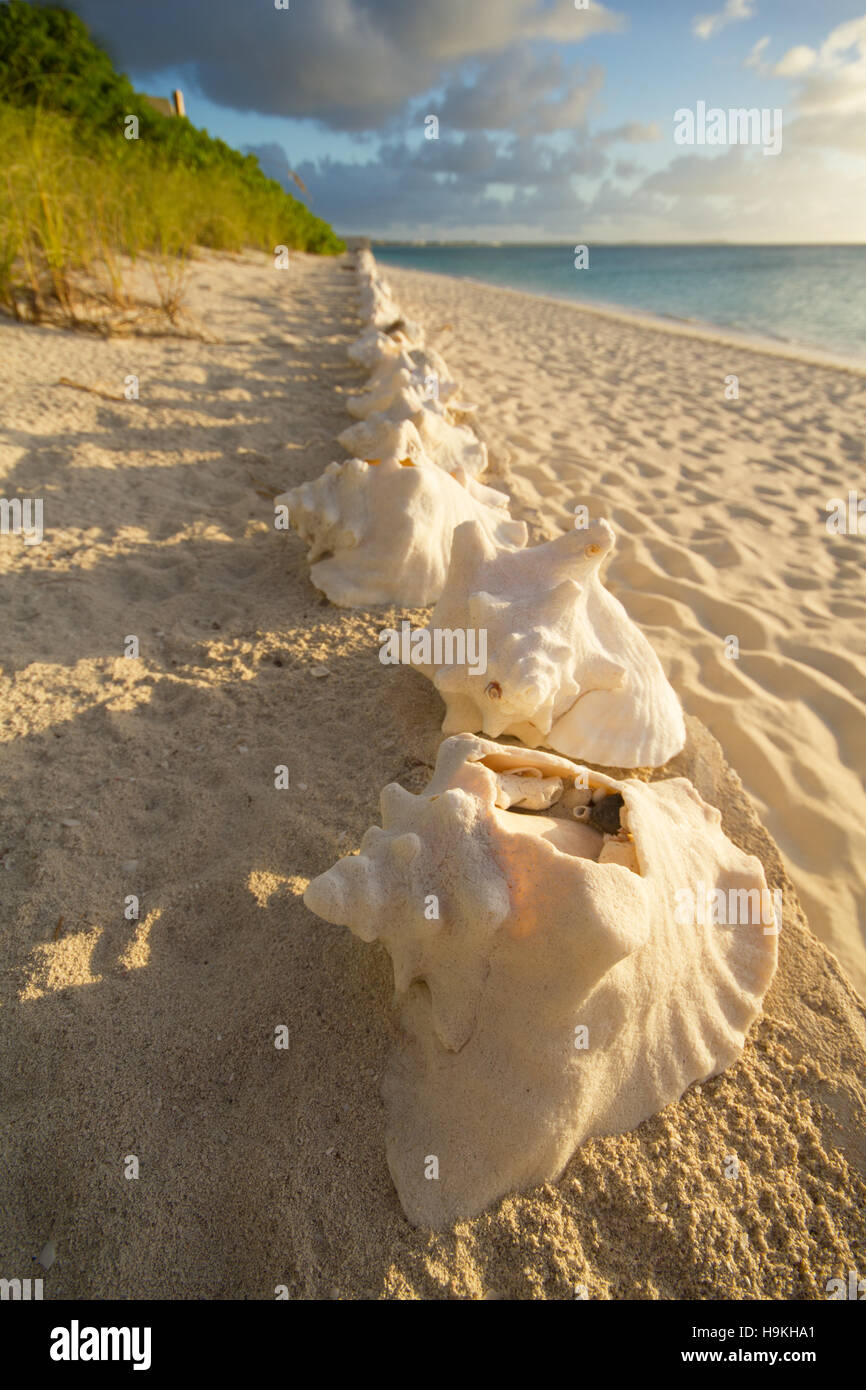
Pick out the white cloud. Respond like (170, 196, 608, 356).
(638, 143, 866, 242)
(740, 17, 866, 153)
(772, 45, 817, 78)
(744, 35, 770, 72)
(692, 0, 756, 43)
(597, 121, 662, 144)
(766, 14, 866, 156)
(819, 14, 866, 65)
(798, 15, 866, 117)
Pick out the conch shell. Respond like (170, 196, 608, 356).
(346, 348, 462, 419)
(358, 273, 401, 329)
(348, 321, 425, 368)
(348, 327, 416, 369)
(344, 370, 429, 425)
(351, 250, 421, 340)
(279, 456, 526, 608)
(304, 734, 778, 1227)
(339, 407, 488, 478)
(419, 517, 685, 768)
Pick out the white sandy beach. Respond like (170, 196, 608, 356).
(1, 249, 864, 1299)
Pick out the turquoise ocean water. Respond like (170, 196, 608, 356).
(373, 244, 866, 362)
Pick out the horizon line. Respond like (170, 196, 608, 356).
(355, 239, 866, 249)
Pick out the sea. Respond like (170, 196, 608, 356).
(373, 244, 866, 363)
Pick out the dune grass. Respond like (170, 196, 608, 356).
(0, 3, 344, 329)
(0, 101, 343, 328)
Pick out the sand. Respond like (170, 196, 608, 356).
(0, 249, 864, 1299)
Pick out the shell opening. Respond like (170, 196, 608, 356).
(481, 759, 640, 875)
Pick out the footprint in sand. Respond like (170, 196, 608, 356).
(646, 538, 706, 584)
(783, 572, 823, 591)
(689, 535, 743, 568)
(608, 504, 651, 534)
(781, 641, 866, 698)
(828, 539, 865, 562)
(621, 588, 689, 631)
(729, 503, 773, 525)
(829, 598, 866, 620)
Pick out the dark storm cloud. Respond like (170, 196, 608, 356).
(293, 148, 513, 234)
(418, 132, 609, 184)
(433, 48, 605, 135)
(288, 131, 611, 237)
(42, 0, 622, 131)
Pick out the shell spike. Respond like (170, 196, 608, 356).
(380, 782, 418, 827)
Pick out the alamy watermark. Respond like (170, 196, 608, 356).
(50, 1321, 152, 1370)
(674, 102, 782, 156)
(0, 497, 43, 545)
(1, 1276, 43, 1300)
(826, 1269, 866, 1300)
(825, 491, 865, 535)
(379, 620, 487, 676)
(674, 881, 782, 934)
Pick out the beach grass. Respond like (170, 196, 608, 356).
(0, 2, 344, 329)
(0, 100, 343, 327)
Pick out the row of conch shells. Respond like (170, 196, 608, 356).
(290, 252, 775, 1229)
(350, 255, 424, 363)
(283, 254, 518, 607)
(357, 260, 402, 329)
(286, 254, 685, 766)
(304, 734, 779, 1227)
(418, 516, 686, 769)
(346, 262, 488, 477)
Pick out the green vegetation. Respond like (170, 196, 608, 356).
(0, 1, 343, 326)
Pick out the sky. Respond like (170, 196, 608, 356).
(41, 0, 866, 242)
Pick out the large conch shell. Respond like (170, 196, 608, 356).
(279, 456, 526, 608)
(348, 323, 424, 369)
(346, 348, 463, 419)
(418, 517, 685, 768)
(339, 407, 488, 478)
(344, 371, 431, 425)
(358, 273, 401, 329)
(304, 734, 778, 1227)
